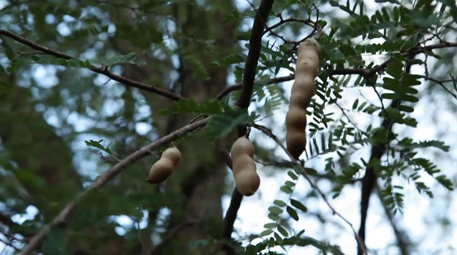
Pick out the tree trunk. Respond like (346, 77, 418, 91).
(106, 1, 240, 254)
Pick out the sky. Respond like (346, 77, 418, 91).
(1, 0, 457, 254)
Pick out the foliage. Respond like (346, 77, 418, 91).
(0, 0, 457, 254)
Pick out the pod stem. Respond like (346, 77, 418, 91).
(245, 126, 252, 139)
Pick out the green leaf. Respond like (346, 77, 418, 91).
(223, 9, 241, 23)
(273, 232, 283, 244)
(290, 199, 308, 213)
(268, 213, 280, 221)
(273, 200, 287, 207)
(85, 139, 112, 155)
(305, 167, 318, 175)
(219, 54, 247, 65)
(287, 171, 298, 180)
(206, 109, 257, 141)
(268, 206, 283, 215)
(260, 229, 273, 236)
(263, 223, 277, 229)
(286, 206, 299, 221)
(277, 225, 289, 237)
(398, 105, 414, 113)
(284, 180, 295, 187)
(280, 185, 293, 194)
(352, 99, 359, 109)
(182, 55, 210, 81)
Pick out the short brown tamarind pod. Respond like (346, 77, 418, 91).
(231, 136, 260, 196)
(146, 145, 181, 184)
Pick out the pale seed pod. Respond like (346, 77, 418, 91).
(231, 136, 260, 196)
(146, 144, 181, 184)
(285, 37, 321, 159)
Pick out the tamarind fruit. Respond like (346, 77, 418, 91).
(285, 38, 321, 160)
(231, 136, 260, 196)
(146, 144, 181, 184)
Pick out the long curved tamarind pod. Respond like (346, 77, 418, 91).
(285, 38, 321, 159)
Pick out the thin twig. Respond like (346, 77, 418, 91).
(251, 123, 367, 255)
(421, 75, 457, 100)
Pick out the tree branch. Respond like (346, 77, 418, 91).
(18, 117, 210, 255)
(0, 29, 185, 102)
(215, 40, 457, 100)
(357, 101, 396, 255)
(220, 1, 276, 252)
(357, 54, 414, 254)
(235, 0, 275, 109)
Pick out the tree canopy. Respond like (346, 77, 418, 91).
(1, 0, 457, 254)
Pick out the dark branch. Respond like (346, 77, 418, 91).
(357, 101, 397, 254)
(235, 0, 275, 109)
(0, 29, 185, 102)
(217, 147, 240, 245)
(18, 117, 210, 255)
(221, 1, 275, 253)
(357, 55, 414, 254)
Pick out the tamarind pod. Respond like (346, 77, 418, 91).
(296, 38, 320, 78)
(233, 155, 259, 196)
(161, 146, 181, 167)
(145, 158, 174, 184)
(285, 106, 308, 131)
(284, 37, 320, 160)
(291, 75, 316, 93)
(231, 136, 255, 159)
(232, 154, 257, 174)
(231, 136, 260, 196)
(296, 61, 319, 78)
(289, 93, 313, 111)
(286, 131, 307, 160)
(298, 37, 321, 55)
(234, 170, 261, 196)
(145, 145, 181, 184)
